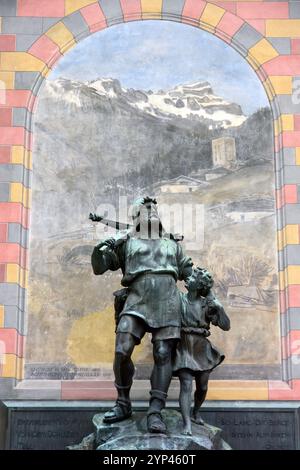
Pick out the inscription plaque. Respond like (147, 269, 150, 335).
(200, 410, 298, 450)
(8, 410, 95, 450)
(2, 403, 300, 450)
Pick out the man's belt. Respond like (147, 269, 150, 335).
(181, 327, 211, 337)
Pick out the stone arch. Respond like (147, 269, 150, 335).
(1, 0, 299, 399)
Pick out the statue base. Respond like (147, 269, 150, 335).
(68, 409, 231, 450)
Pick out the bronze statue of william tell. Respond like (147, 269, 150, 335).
(91, 197, 193, 434)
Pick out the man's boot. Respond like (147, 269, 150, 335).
(147, 389, 167, 434)
(103, 383, 132, 423)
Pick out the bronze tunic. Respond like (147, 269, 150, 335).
(173, 294, 225, 374)
(92, 235, 193, 329)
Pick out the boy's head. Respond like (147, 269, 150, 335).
(186, 267, 214, 296)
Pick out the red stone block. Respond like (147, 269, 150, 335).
(120, 0, 142, 21)
(217, 11, 244, 38)
(288, 285, 300, 308)
(294, 115, 300, 132)
(263, 56, 300, 76)
(274, 134, 280, 153)
(81, 3, 107, 32)
(246, 19, 266, 36)
(0, 203, 29, 229)
(279, 289, 286, 313)
(269, 379, 300, 400)
(0, 329, 24, 356)
(29, 35, 62, 67)
(21, 207, 30, 230)
(0, 108, 12, 127)
(237, 2, 289, 19)
(0, 90, 32, 109)
(0, 224, 7, 242)
(282, 131, 300, 148)
(280, 331, 300, 361)
(281, 335, 287, 360)
(276, 188, 282, 209)
(182, 0, 206, 21)
(0, 243, 21, 265)
(25, 130, 33, 151)
(0, 127, 25, 146)
(290, 330, 300, 357)
(291, 39, 300, 56)
(19, 245, 28, 270)
(209, 1, 236, 14)
(268, 380, 292, 400)
(0, 35, 16, 52)
(18, 0, 65, 17)
(30, 96, 38, 114)
(214, 29, 231, 45)
(284, 185, 298, 204)
(61, 380, 116, 400)
(0, 147, 11, 163)
(255, 66, 267, 84)
(0, 264, 5, 282)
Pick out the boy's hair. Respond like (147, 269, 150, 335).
(194, 267, 214, 294)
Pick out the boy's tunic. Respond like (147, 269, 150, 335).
(173, 294, 225, 374)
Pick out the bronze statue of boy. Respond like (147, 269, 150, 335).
(173, 267, 230, 435)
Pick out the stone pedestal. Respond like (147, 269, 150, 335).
(68, 410, 231, 450)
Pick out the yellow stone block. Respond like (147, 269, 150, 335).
(26, 150, 32, 170)
(246, 53, 259, 71)
(2, 355, 24, 380)
(269, 76, 292, 95)
(6, 264, 19, 284)
(12, 148, 32, 170)
(10, 183, 30, 208)
(287, 266, 300, 285)
(207, 381, 268, 401)
(281, 114, 294, 132)
(277, 228, 284, 251)
(141, 0, 162, 17)
(46, 22, 75, 53)
(65, 0, 96, 15)
(41, 66, 50, 77)
(10, 182, 23, 204)
(266, 19, 300, 38)
(263, 78, 275, 102)
(0, 71, 14, 89)
(200, 3, 225, 28)
(285, 225, 299, 245)
(11, 146, 24, 165)
(0, 306, 4, 328)
(275, 115, 294, 136)
(296, 148, 300, 166)
(248, 39, 278, 67)
(0, 52, 46, 72)
(279, 270, 285, 289)
(200, 23, 215, 34)
(6, 264, 28, 289)
(274, 118, 280, 138)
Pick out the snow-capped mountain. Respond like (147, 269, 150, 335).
(46, 77, 246, 129)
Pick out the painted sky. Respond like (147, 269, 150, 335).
(49, 20, 269, 116)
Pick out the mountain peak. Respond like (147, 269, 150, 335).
(47, 76, 246, 128)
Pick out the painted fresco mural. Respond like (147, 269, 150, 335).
(26, 20, 280, 381)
